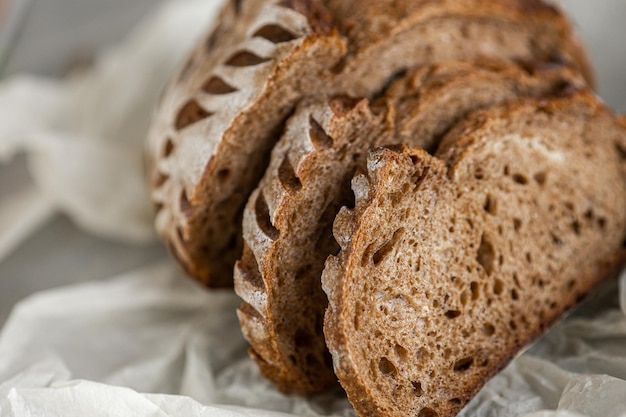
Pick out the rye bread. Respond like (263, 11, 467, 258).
(322, 92, 626, 417)
(147, 0, 592, 287)
(234, 60, 586, 394)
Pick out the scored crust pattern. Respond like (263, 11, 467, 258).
(322, 93, 626, 417)
(147, 0, 593, 288)
(147, 0, 344, 286)
(234, 61, 587, 394)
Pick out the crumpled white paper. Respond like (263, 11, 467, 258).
(1, 264, 626, 417)
(0, 0, 223, 243)
(1, 0, 626, 416)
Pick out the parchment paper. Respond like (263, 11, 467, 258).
(1, 1, 625, 416)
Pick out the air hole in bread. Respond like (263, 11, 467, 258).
(493, 278, 504, 295)
(449, 398, 462, 406)
(216, 169, 231, 183)
(571, 219, 582, 234)
(513, 218, 522, 232)
(511, 288, 519, 300)
(512, 173, 529, 185)
(278, 156, 302, 192)
(395, 344, 408, 362)
(372, 228, 405, 265)
(239, 301, 263, 320)
(460, 290, 469, 306)
(225, 50, 270, 67)
(294, 328, 312, 347)
(203, 76, 238, 95)
(483, 323, 495, 336)
(378, 357, 397, 376)
(308, 116, 333, 149)
(155, 172, 169, 188)
(418, 407, 438, 417)
(534, 171, 547, 185)
(597, 217, 607, 229)
(474, 167, 485, 180)
(476, 234, 495, 275)
(254, 192, 279, 240)
(253, 24, 298, 43)
(525, 252, 533, 263)
(416, 347, 429, 362)
(237, 245, 265, 289)
(483, 194, 497, 215)
(175, 100, 213, 130)
(445, 310, 461, 319)
(453, 357, 473, 372)
(550, 232, 563, 246)
(470, 281, 480, 300)
(163, 138, 175, 157)
(412, 381, 424, 396)
(503, 165, 510, 176)
(180, 190, 193, 218)
(532, 275, 545, 288)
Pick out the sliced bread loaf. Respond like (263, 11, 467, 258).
(234, 61, 585, 394)
(147, 0, 592, 287)
(322, 92, 626, 417)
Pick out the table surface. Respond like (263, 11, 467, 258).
(1, 0, 625, 326)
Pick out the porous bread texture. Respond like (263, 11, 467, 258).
(234, 60, 586, 394)
(322, 92, 626, 417)
(147, 0, 593, 287)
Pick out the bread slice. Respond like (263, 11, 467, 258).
(147, 0, 592, 287)
(322, 92, 626, 417)
(234, 60, 586, 394)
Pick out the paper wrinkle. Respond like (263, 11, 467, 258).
(0, 262, 625, 417)
(0, 0, 223, 244)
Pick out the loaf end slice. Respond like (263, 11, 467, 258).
(323, 92, 626, 417)
(147, 0, 345, 286)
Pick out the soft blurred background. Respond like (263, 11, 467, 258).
(0, 0, 625, 327)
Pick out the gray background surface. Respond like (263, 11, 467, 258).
(1, 0, 625, 326)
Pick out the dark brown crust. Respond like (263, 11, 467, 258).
(323, 95, 626, 417)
